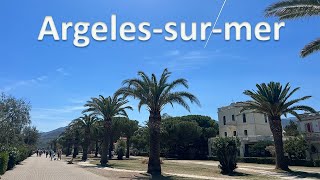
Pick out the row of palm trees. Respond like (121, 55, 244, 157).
(68, 69, 200, 175)
(66, 69, 315, 174)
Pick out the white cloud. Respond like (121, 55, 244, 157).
(56, 68, 69, 76)
(0, 75, 48, 92)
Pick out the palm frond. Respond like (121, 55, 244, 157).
(301, 38, 320, 57)
(265, 0, 320, 19)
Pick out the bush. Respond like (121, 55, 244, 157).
(248, 141, 273, 157)
(238, 157, 275, 164)
(7, 148, 18, 170)
(212, 137, 239, 174)
(0, 152, 9, 175)
(314, 160, 320, 167)
(289, 159, 314, 167)
(284, 136, 308, 160)
(116, 140, 126, 160)
(237, 157, 320, 167)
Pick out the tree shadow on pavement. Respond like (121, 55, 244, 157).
(283, 170, 320, 179)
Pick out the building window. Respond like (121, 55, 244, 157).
(243, 114, 247, 123)
(223, 116, 226, 125)
(233, 131, 237, 136)
(305, 123, 313, 133)
(244, 130, 248, 136)
(224, 132, 227, 137)
(264, 114, 268, 123)
(232, 115, 235, 121)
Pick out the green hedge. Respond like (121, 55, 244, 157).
(0, 152, 9, 175)
(238, 157, 275, 164)
(237, 157, 320, 167)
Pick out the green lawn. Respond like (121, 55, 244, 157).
(89, 158, 279, 180)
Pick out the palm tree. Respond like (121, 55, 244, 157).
(265, 0, 320, 57)
(242, 82, 316, 170)
(83, 94, 132, 166)
(72, 114, 100, 161)
(118, 68, 200, 175)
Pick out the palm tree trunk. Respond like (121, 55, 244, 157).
(95, 140, 99, 157)
(147, 111, 162, 176)
(82, 144, 88, 161)
(269, 116, 289, 171)
(109, 139, 113, 159)
(73, 131, 80, 158)
(100, 120, 111, 166)
(126, 137, 130, 159)
(82, 133, 90, 161)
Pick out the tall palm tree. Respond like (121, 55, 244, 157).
(72, 114, 100, 161)
(265, 0, 320, 57)
(83, 94, 132, 166)
(242, 82, 316, 170)
(118, 68, 200, 175)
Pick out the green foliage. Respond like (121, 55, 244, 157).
(116, 140, 126, 160)
(248, 141, 273, 157)
(284, 136, 308, 160)
(162, 115, 218, 159)
(238, 157, 275, 164)
(7, 147, 18, 170)
(131, 126, 149, 154)
(0, 93, 32, 146)
(284, 120, 300, 137)
(0, 152, 9, 175)
(212, 137, 239, 174)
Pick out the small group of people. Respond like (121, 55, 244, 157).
(36, 149, 63, 161)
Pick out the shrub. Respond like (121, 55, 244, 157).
(237, 157, 275, 164)
(7, 148, 19, 170)
(116, 140, 126, 160)
(314, 160, 320, 167)
(212, 137, 239, 174)
(0, 152, 9, 175)
(248, 141, 273, 157)
(284, 136, 308, 160)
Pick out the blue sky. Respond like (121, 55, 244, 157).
(1, 0, 320, 132)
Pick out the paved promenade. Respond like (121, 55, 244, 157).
(1, 155, 108, 180)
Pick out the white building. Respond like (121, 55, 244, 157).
(211, 102, 273, 157)
(297, 113, 320, 160)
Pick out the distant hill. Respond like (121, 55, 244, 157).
(282, 117, 297, 127)
(37, 127, 66, 148)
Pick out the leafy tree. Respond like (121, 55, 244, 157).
(119, 119, 139, 158)
(248, 141, 273, 157)
(212, 137, 239, 175)
(284, 120, 300, 137)
(284, 136, 308, 160)
(131, 126, 149, 154)
(161, 119, 201, 159)
(83, 94, 132, 166)
(71, 114, 100, 161)
(118, 69, 200, 175)
(0, 93, 31, 146)
(265, 0, 320, 57)
(22, 126, 39, 148)
(242, 82, 316, 170)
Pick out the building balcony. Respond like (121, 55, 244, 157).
(304, 132, 320, 142)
